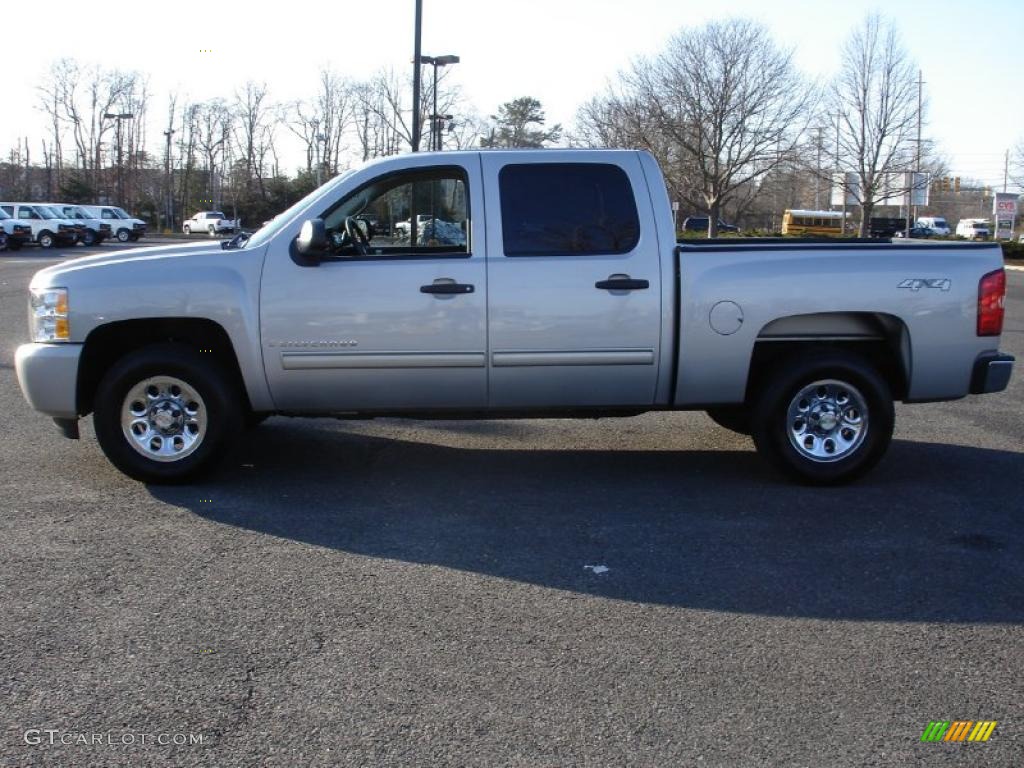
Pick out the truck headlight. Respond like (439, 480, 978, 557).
(30, 287, 70, 342)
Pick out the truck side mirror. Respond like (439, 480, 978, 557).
(296, 218, 327, 259)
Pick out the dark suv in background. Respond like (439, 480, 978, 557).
(681, 216, 739, 233)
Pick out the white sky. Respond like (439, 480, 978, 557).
(0, 0, 1020, 188)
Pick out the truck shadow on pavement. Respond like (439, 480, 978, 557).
(149, 421, 1024, 624)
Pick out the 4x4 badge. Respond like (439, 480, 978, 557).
(898, 278, 951, 292)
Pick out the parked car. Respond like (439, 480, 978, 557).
(44, 203, 112, 246)
(893, 226, 935, 239)
(681, 216, 739, 233)
(183, 211, 240, 236)
(0, 207, 34, 250)
(0, 203, 80, 247)
(13, 149, 1014, 486)
(956, 219, 991, 240)
(393, 213, 435, 239)
(79, 205, 147, 242)
(916, 216, 951, 236)
(868, 217, 907, 238)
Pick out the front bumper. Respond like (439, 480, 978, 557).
(970, 352, 1015, 395)
(15, 343, 82, 419)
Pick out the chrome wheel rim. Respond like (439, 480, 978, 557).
(786, 379, 868, 463)
(121, 376, 207, 462)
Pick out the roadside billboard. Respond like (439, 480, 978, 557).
(993, 192, 1018, 241)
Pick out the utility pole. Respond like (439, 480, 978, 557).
(814, 126, 823, 210)
(163, 128, 176, 232)
(835, 111, 847, 236)
(411, 0, 423, 152)
(908, 69, 924, 238)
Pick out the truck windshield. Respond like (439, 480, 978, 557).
(36, 207, 61, 219)
(112, 207, 131, 219)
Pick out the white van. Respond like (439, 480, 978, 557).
(956, 219, 991, 240)
(79, 205, 147, 242)
(915, 216, 951, 236)
(0, 203, 81, 247)
(44, 203, 112, 246)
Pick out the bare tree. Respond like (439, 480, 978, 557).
(579, 20, 815, 237)
(831, 15, 919, 236)
(195, 100, 232, 209)
(1010, 139, 1024, 189)
(646, 20, 814, 237)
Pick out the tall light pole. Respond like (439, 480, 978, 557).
(411, 0, 423, 152)
(103, 112, 134, 203)
(418, 55, 460, 151)
(163, 128, 175, 231)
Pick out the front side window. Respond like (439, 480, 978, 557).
(317, 166, 469, 258)
(18, 206, 40, 220)
(499, 163, 640, 256)
(101, 209, 116, 219)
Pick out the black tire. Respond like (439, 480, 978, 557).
(116, 228, 131, 242)
(93, 344, 242, 483)
(208, 226, 216, 236)
(82, 229, 97, 246)
(706, 406, 752, 436)
(38, 231, 55, 248)
(751, 350, 894, 485)
(183, 225, 191, 235)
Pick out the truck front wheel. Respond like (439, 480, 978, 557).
(751, 351, 894, 485)
(93, 344, 242, 483)
(116, 228, 132, 242)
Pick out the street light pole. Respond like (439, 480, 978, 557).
(411, 0, 423, 152)
(163, 128, 176, 232)
(417, 55, 460, 151)
(103, 112, 134, 203)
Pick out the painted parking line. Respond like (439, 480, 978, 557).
(1006, 264, 1024, 272)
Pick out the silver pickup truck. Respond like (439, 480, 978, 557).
(15, 149, 1014, 484)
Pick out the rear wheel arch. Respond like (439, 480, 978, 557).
(746, 312, 910, 403)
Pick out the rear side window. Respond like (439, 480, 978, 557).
(499, 163, 640, 256)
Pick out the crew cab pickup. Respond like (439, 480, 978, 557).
(14, 150, 1014, 484)
(183, 211, 240, 236)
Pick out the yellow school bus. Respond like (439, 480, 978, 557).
(782, 209, 849, 236)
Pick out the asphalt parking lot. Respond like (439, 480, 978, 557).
(2, 243, 1023, 766)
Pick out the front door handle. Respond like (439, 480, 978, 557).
(595, 275, 649, 291)
(420, 281, 475, 295)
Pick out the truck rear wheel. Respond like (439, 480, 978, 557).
(93, 344, 242, 483)
(751, 351, 894, 485)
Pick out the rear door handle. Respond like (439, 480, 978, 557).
(420, 282, 475, 295)
(595, 276, 649, 291)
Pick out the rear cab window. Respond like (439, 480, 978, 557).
(498, 163, 640, 256)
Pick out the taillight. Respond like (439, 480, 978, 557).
(977, 268, 1005, 336)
